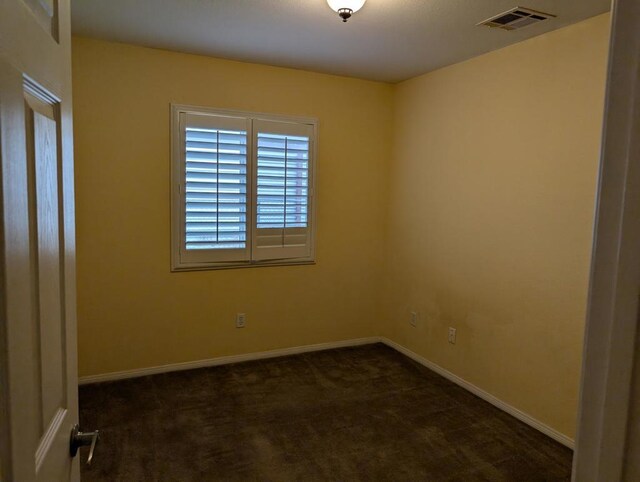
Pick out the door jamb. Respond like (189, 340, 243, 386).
(572, 0, 640, 479)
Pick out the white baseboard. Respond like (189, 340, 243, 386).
(78, 336, 380, 385)
(378, 337, 575, 449)
(78, 335, 574, 449)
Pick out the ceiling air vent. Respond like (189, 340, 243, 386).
(477, 7, 556, 31)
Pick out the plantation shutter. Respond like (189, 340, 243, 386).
(178, 112, 251, 265)
(252, 119, 314, 261)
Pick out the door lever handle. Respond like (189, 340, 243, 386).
(70, 424, 100, 465)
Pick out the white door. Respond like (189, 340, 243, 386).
(0, 1, 85, 481)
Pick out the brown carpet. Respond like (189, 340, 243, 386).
(79, 343, 572, 481)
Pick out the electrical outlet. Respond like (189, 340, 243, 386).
(410, 311, 418, 327)
(236, 313, 246, 328)
(448, 327, 456, 344)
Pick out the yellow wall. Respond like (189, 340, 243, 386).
(72, 37, 393, 377)
(383, 14, 609, 438)
(73, 13, 609, 439)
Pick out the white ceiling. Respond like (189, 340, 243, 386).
(70, 0, 611, 83)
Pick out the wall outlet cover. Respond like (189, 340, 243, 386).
(236, 313, 246, 328)
(410, 311, 418, 327)
(448, 327, 457, 344)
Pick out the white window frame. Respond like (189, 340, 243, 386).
(170, 104, 318, 271)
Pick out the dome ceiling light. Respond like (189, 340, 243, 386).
(327, 0, 367, 22)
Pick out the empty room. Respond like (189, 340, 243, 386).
(2, 0, 640, 481)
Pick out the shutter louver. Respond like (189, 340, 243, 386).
(185, 127, 247, 249)
(256, 133, 309, 229)
(252, 120, 314, 261)
(178, 112, 251, 264)
(172, 107, 316, 270)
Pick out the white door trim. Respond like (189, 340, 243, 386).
(572, 0, 640, 480)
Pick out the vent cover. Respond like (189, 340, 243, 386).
(478, 7, 556, 31)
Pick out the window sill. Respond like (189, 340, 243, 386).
(170, 259, 316, 272)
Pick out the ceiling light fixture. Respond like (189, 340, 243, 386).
(327, 0, 367, 22)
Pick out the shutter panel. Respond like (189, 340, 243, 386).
(252, 119, 314, 261)
(179, 112, 251, 264)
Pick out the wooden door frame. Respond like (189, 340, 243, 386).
(572, 0, 640, 479)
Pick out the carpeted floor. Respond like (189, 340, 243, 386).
(79, 343, 573, 481)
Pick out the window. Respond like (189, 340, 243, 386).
(171, 105, 317, 270)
